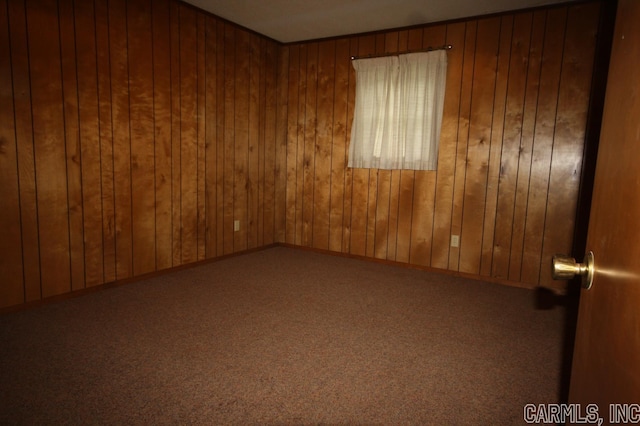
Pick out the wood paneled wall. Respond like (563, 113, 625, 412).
(280, 2, 601, 291)
(0, 0, 282, 309)
(0, 0, 603, 309)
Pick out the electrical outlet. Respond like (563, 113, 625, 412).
(450, 235, 460, 248)
(234, 220, 240, 232)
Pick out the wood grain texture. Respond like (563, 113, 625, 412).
(479, 15, 513, 278)
(302, 43, 318, 248)
(178, 4, 198, 265)
(233, 29, 250, 252)
(312, 40, 335, 251)
(508, 11, 546, 283)
(540, 2, 600, 291)
(169, 0, 182, 264)
(284, 44, 299, 245)
(294, 45, 307, 246)
(274, 44, 289, 244)
(95, 0, 116, 284)
(329, 38, 350, 253)
(196, 13, 206, 260)
(520, 8, 567, 285)
(348, 35, 375, 257)
(449, 21, 476, 271)
(58, 0, 85, 292)
(110, 0, 133, 279)
(75, 0, 104, 287)
(459, 18, 500, 275)
(492, 12, 533, 280)
(214, 21, 226, 256)
(0, 0, 602, 309)
(27, 0, 71, 298)
(281, 3, 602, 291)
(204, 15, 218, 257)
(248, 33, 261, 250)
(263, 41, 278, 245)
(222, 23, 235, 255)
(341, 38, 358, 254)
(153, 0, 173, 270)
(2, 0, 281, 309)
(431, 22, 466, 270)
(8, 0, 39, 303)
(0, 0, 24, 308)
(129, 0, 157, 275)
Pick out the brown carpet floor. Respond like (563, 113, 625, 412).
(0, 246, 566, 425)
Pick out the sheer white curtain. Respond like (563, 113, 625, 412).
(349, 50, 447, 170)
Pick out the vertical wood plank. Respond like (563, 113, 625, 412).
(479, 15, 513, 277)
(274, 44, 289, 243)
(285, 45, 299, 245)
(508, 11, 547, 282)
(95, 0, 116, 284)
(341, 37, 357, 254)
(170, 0, 182, 264)
(256, 38, 266, 248)
(215, 21, 225, 255)
(152, 0, 173, 270)
(128, 0, 156, 275)
(492, 12, 533, 280)
(459, 17, 500, 274)
(110, 0, 133, 279)
(263, 41, 278, 244)
(329, 37, 350, 253)
(294, 44, 307, 246)
(58, 0, 85, 292)
(196, 12, 206, 259)
(312, 39, 335, 250)
(431, 22, 466, 270)
(223, 24, 236, 254)
(0, 2, 605, 309)
(302, 42, 318, 247)
(204, 16, 218, 257)
(540, 3, 599, 290)
(448, 21, 477, 271)
(520, 8, 567, 285)
(234, 28, 250, 251)
(9, 0, 40, 302)
(222, 23, 235, 254)
(222, 25, 236, 254)
(248, 33, 261, 249)
(74, 0, 104, 287)
(179, 4, 198, 263)
(27, 0, 71, 298)
(0, 0, 24, 307)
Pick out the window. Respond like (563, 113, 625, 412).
(348, 50, 447, 170)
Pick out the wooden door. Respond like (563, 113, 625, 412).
(568, 0, 640, 418)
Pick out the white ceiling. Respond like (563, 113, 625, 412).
(183, 0, 573, 43)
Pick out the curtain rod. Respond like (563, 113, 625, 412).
(350, 44, 452, 61)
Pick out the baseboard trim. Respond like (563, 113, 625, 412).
(2, 241, 561, 315)
(0, 244, 278, 315)
(274, 242, 543, 292)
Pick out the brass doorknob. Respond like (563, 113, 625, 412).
(552, 251, 595, 289)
